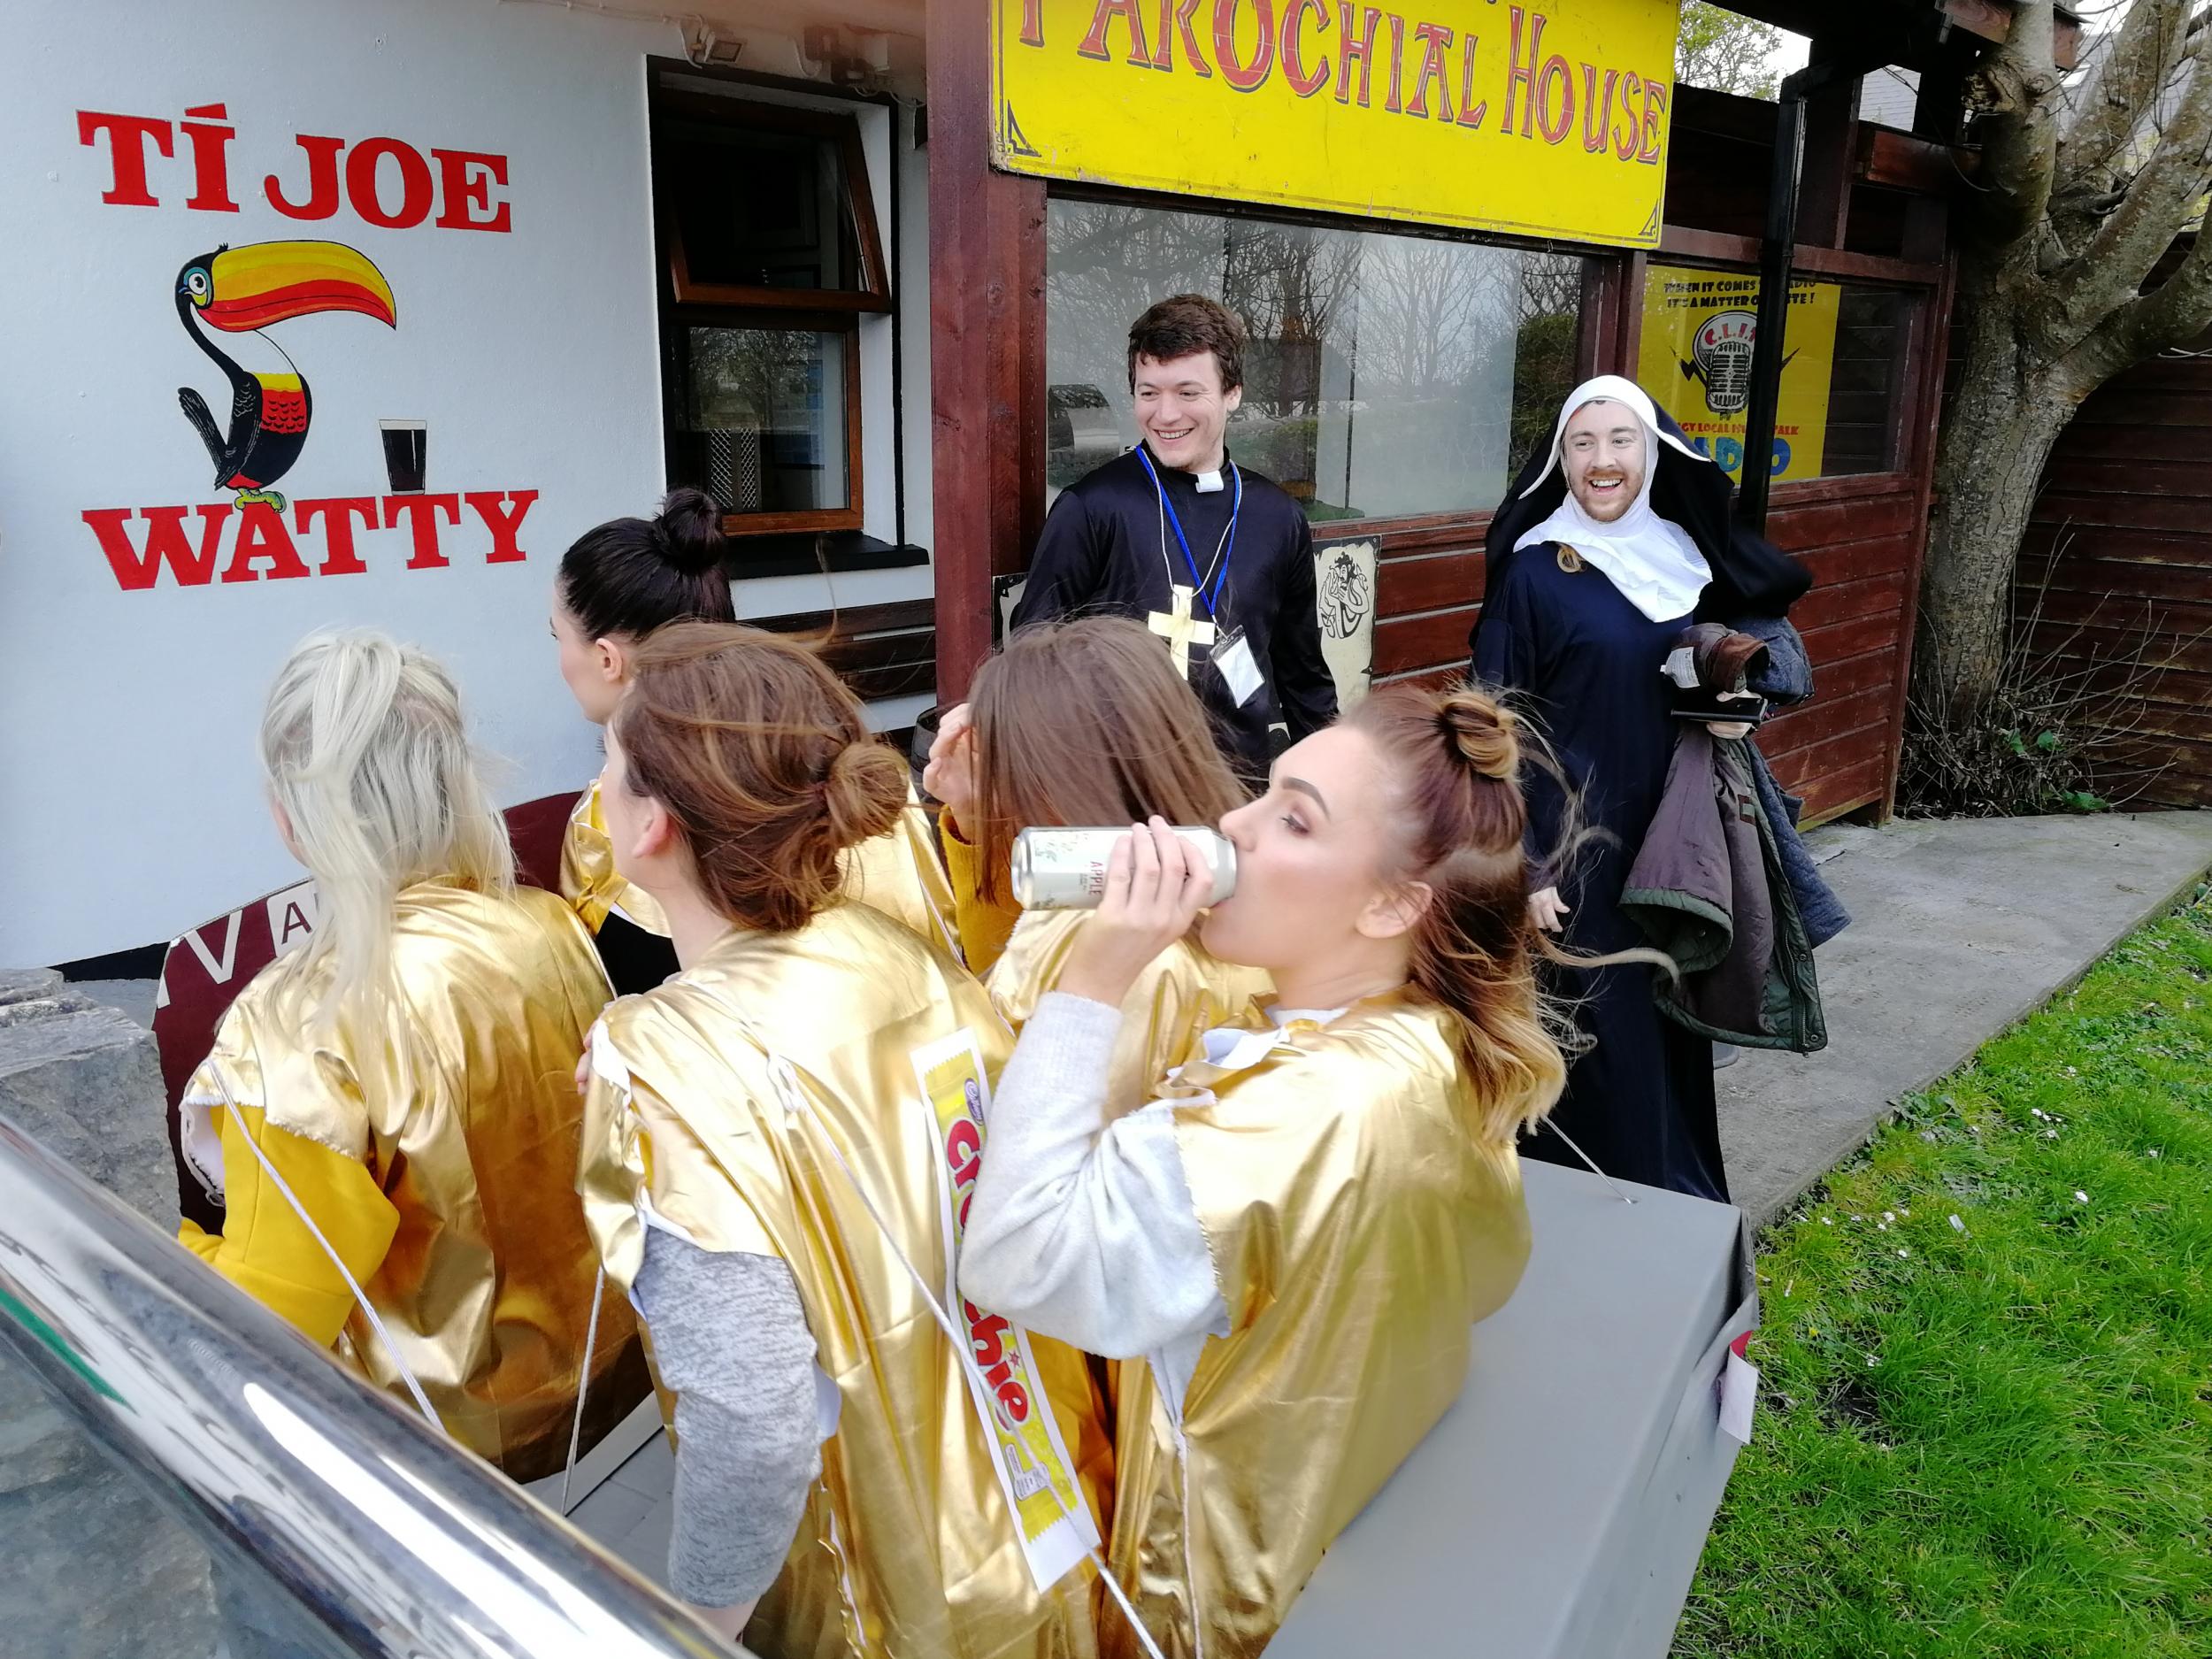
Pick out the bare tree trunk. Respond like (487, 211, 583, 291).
(1909, 0, 2212, 739)
(1913, 250, 2080, 721)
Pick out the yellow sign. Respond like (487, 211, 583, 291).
(1636, 263, 1840, 483)
(991, 0, 1680, 249)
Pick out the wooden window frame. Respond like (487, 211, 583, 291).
(666, 306, 867, 536)
(652, 88, 887, 537)
(655, 92, 892, 314)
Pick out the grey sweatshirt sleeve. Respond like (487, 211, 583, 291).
(633, 1227, 823, 1609)
(959, 992, 1225, 1360)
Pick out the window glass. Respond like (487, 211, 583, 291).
(1047, 199, 1586, 521)
(672, 326, 849, 516)
(662, 120, 862, 293)
(1824, 287, 1909, 476)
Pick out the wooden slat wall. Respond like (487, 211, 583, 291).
(2017, 333, 2212, 806)
(1761, 483, 1921, 820)
(1365, 477, 1921, 826)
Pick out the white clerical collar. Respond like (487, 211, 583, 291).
(1135, 442, 1232, 492)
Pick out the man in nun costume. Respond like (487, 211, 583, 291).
(1471, 374, 1811, 1201)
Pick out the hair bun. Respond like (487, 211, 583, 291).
(654, 487, 731, 577)
(820, 739, 908, 851)
(1438, 687, 1520, 781)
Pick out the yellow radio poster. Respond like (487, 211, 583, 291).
(990, 1, 1681, 249)
(1637, 263, 1840, 483)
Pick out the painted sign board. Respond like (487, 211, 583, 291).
(990, 1, 1681, 250)
(0, 0, 678, 964)
(1315, 537, 1378, 710)
(1636, 263, 1841, 483)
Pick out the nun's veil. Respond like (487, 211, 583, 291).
(1483, 394, 1811, 620)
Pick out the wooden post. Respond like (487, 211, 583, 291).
(1794, 43, 1860, 250)
(926, 0, 1048, 705)
(1575, 251, 1646, 381)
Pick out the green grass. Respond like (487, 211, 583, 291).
(1678, 895, 2212, 1659)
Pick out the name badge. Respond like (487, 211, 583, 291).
(1213, 627, 1263, 707)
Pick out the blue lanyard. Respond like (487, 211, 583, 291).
(1136, 446, 1240, 618)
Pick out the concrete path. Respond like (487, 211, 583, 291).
(1719, 810, 2212, 1229)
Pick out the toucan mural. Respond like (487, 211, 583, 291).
(175, 240, 397, 509)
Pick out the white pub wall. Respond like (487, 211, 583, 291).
(0, 0, 933, 964)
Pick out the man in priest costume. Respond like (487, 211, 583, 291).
(1011, 294, 1337, 778)
(1471, 374, 1811, 1201)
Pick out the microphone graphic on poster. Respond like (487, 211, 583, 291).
(380, 419, 427, 492)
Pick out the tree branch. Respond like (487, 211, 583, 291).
(1970, 0, 2067, 246)
(2054, 0, 2187, 202)
(2061, 31, 2212, 343)
(2088, 180, 2212, 377)
(2070, 49, 2212, 380)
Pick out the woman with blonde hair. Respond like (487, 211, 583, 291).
(552, 487, 958, 989)
(962, 682, 1559, 1659)
(926, 616, 1270, 1102)
(574, 621, 1107, 1655)
(179, 629, 636, 1480)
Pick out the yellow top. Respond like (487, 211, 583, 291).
(178, 878, 638, 1481)
(562, 774, 964, 960)
(941, 814, 1023, 976)
(559, 774, 670, 935)
(578, 902, 1108, 1659)
(1105, 994, 1532, 1659)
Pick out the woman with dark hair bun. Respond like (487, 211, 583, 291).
(557, 485, 737, 648)
(551, 488, 958, 989)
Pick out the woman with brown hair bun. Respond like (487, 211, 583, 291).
(962, 682, 1559, 1659)
(573, 621, 1107, 1657)
(926, 616, 1271, 1104)
(551, 487, 958, 992)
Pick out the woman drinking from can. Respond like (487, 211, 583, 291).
(552, 487, 958, 990)
(925, 616, 1270, 1108)
(960, 682, 1559, 1659)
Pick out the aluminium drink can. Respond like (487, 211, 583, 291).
(1009, 826, 1237, 910)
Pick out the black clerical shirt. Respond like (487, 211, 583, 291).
(1011, 446, 1338, 775)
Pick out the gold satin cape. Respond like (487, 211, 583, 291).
(987, 911, 1271, 1116)
(562, 776, 963, 959)
(578, 901, 1110, 1659)
(1108, 993, 1532, 1659)
(178, 879, 640, 1480)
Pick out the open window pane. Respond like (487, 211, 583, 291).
(1046, 198, 1585, 522)
(672, 326, 849, 517)
(663, 121, 864, 294)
